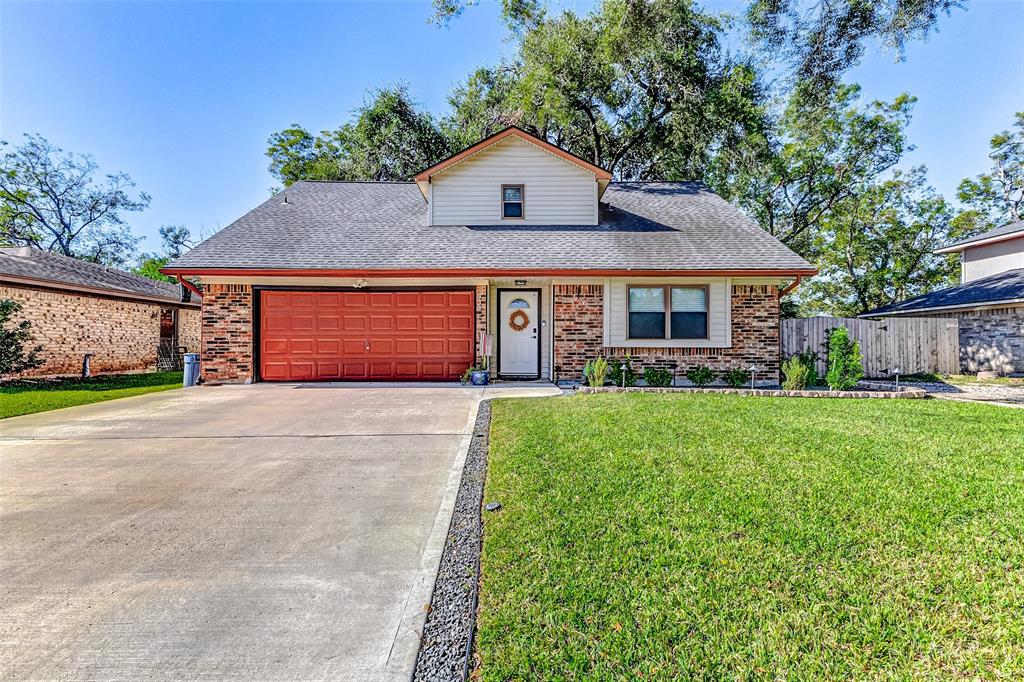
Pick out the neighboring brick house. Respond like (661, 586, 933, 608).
(163, 126, 815, 385)
(0, 247, 201, 377)
(866, 221, 1024, 375)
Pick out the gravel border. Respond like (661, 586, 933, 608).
(413, 400, 491, 681)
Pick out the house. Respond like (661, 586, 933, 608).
(162, 127, 815, 385)
(865, 220, 1024, 374)
(0, 247, 201, 377)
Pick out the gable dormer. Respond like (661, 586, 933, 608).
(415, 127, 612, 226)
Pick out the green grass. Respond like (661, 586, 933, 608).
(0, 371, 182, 419)
(478, 394, 1024, 679)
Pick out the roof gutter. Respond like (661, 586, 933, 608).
(160, 267, 820, 279)
(862, 296, 1024, 317)
(935, 230, 1024, 253)
(0, 273, 200, 308)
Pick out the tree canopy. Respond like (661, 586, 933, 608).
(0, 134, 148, 268)
(260, 0, 1003, 316)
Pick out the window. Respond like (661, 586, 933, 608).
(628, 286, 708, 340)
(502, 185, 524, 218)
(508, 298, 530, 309)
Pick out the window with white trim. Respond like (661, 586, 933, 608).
(501, 184, 524, 218)
(627, 285, 708, 340)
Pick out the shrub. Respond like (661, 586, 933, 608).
(789, 349, 821, 386)
(642, 366, 673, 387)
(825, 326, 864, 390)
(782, 356, 811, 390)
(608, 356, 637, 387)
(583, 357, 609, 387)
(723, 367, 751, 388)
(0, 299, 43, 377)
(685, 364, 715, 386)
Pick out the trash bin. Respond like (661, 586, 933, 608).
(183, 353, 201, 387)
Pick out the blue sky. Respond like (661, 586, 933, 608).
(2, 0, 1022, 254)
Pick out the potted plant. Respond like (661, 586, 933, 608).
(461, 357, 491, 385)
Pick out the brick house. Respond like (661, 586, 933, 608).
(0, 247, 201, 377)
(163, 127, 815, 385)
(866, 221, 1024, 375)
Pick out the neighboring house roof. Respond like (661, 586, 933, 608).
(864, 268, 1024, 316)
(163, 181, 815, 276)
(413, 126, 613, 200)
(936, 220, 1024, 253)
(0, 247, 197, 306)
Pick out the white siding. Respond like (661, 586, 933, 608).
(430, 137, 597, 225)
(962, 236, 1024, 281)
(605, 278, 732, 348)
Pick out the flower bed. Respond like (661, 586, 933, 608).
(578, 384, 928, 399)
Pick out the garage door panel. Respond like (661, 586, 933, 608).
(448, 291, 473, 307)
(316, 339, 340, 354)
(260, 290, 475, 381)
(317, 315, 340, 330)
(395, 339, 420, 354)
(448, 314, 473, 330)
(343, 316, 367, 330)
(396, 316, 420, 330)
(316, 362, 340, 378)
(343, 339, 367, 354)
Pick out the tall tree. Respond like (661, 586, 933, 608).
(432, 0, 962, 95)
(134, 225, 197, 283)
(747, 0, 963, 97)
(447, 0, 767, 181)
(804, 167, 962, 316)
(956, 111, 1024, 231)
(712, 84, 914, 258)
(266, 86, 453, 186)
(0, 134, 148, 268)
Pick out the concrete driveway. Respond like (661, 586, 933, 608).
(0, 382, 558, 681)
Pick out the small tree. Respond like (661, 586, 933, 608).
(825, 327, 864, 390)
(0, 300, 43, 377)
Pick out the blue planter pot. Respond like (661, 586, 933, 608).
(470, 370, 490, 386)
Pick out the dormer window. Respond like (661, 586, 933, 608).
(502, 185, 524, 219)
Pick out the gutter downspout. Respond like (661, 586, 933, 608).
(779, 274, 803, 298)
(176, 274, 203, 300)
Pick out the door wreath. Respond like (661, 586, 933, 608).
(508, 309, 530, 331)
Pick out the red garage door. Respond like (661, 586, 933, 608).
(260, 290, 476, 381)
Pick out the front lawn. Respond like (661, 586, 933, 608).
(479, 394, 1024, 679)
(0, 371, 182, 419)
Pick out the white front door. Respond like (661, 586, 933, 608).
(498, 290, 540, 377)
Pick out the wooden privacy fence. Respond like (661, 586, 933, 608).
(781, 316, 960, 378)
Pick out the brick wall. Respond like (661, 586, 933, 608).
(553, 284, 605, 380)
(1, 284, 199, 377)
(553, 283, 782, 383)
(956, 307, 1024, 374)
(201, 284, 253, 383)
(179, 308, 201, 353)
(475, 284, 490, 368)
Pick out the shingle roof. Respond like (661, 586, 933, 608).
(939, 220, 1024, 251)
(0, 247, 191, 304)
(865, 268, 1024, 316)
(165, 181, 813, 274)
